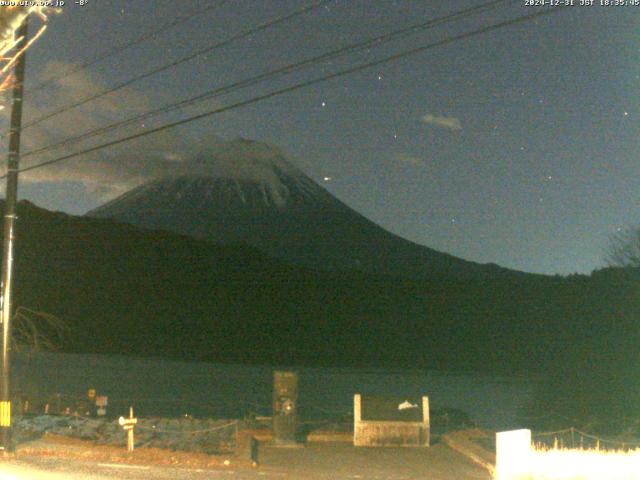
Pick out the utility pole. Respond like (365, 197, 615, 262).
(0, 18, 29, 453)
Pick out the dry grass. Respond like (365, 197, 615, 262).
(498, 446, 640, 480)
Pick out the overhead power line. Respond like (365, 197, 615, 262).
(19, 0, 333, 132)
(6, 6, 570, 180)
(21, 0, 512, 160)
(29, 2, 226, 94)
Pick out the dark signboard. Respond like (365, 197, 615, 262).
(361, 395, 424, 422)
(272, 371, 298, 446)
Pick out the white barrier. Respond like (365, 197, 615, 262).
(496, 428, 640, 480)
(495, 429, 531, 479)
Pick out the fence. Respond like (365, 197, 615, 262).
(14, 413, 240, 454)
(533, 427, 640, 451)
(11, 388, 355, 455)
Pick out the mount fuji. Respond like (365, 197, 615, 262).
(87, 139, 513, 279)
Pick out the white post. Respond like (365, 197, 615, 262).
(119, 407, 137, 453)
(422, 396, 430, 447)
(127, 407, 134, 453)
(422, 396, 429, 424)
(353, 394, 361, 446)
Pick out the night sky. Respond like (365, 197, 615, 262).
(1, 1, 638, 275)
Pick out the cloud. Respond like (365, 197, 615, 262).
(12, 136, 297, 202)
(0, 61, 227, 199)
(394, 153, 424, 166)
(421, 113, 462, 131)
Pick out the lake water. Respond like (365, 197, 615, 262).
(12, 352, 537, 431)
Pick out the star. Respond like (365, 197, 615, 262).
(624, 111, 629, 117)
(321, 101, 326, 108)
(377, 74, 383, 81)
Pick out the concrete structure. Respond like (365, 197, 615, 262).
(495, 429, 531, 479)
(353, 394, 429, 447)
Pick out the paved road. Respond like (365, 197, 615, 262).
(0, 443, 491, 480)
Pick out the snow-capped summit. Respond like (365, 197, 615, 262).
(91, 138, 322, 212)
(87, 139, 512, 279)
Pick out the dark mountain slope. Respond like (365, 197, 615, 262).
(87, 139, 520, 280)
